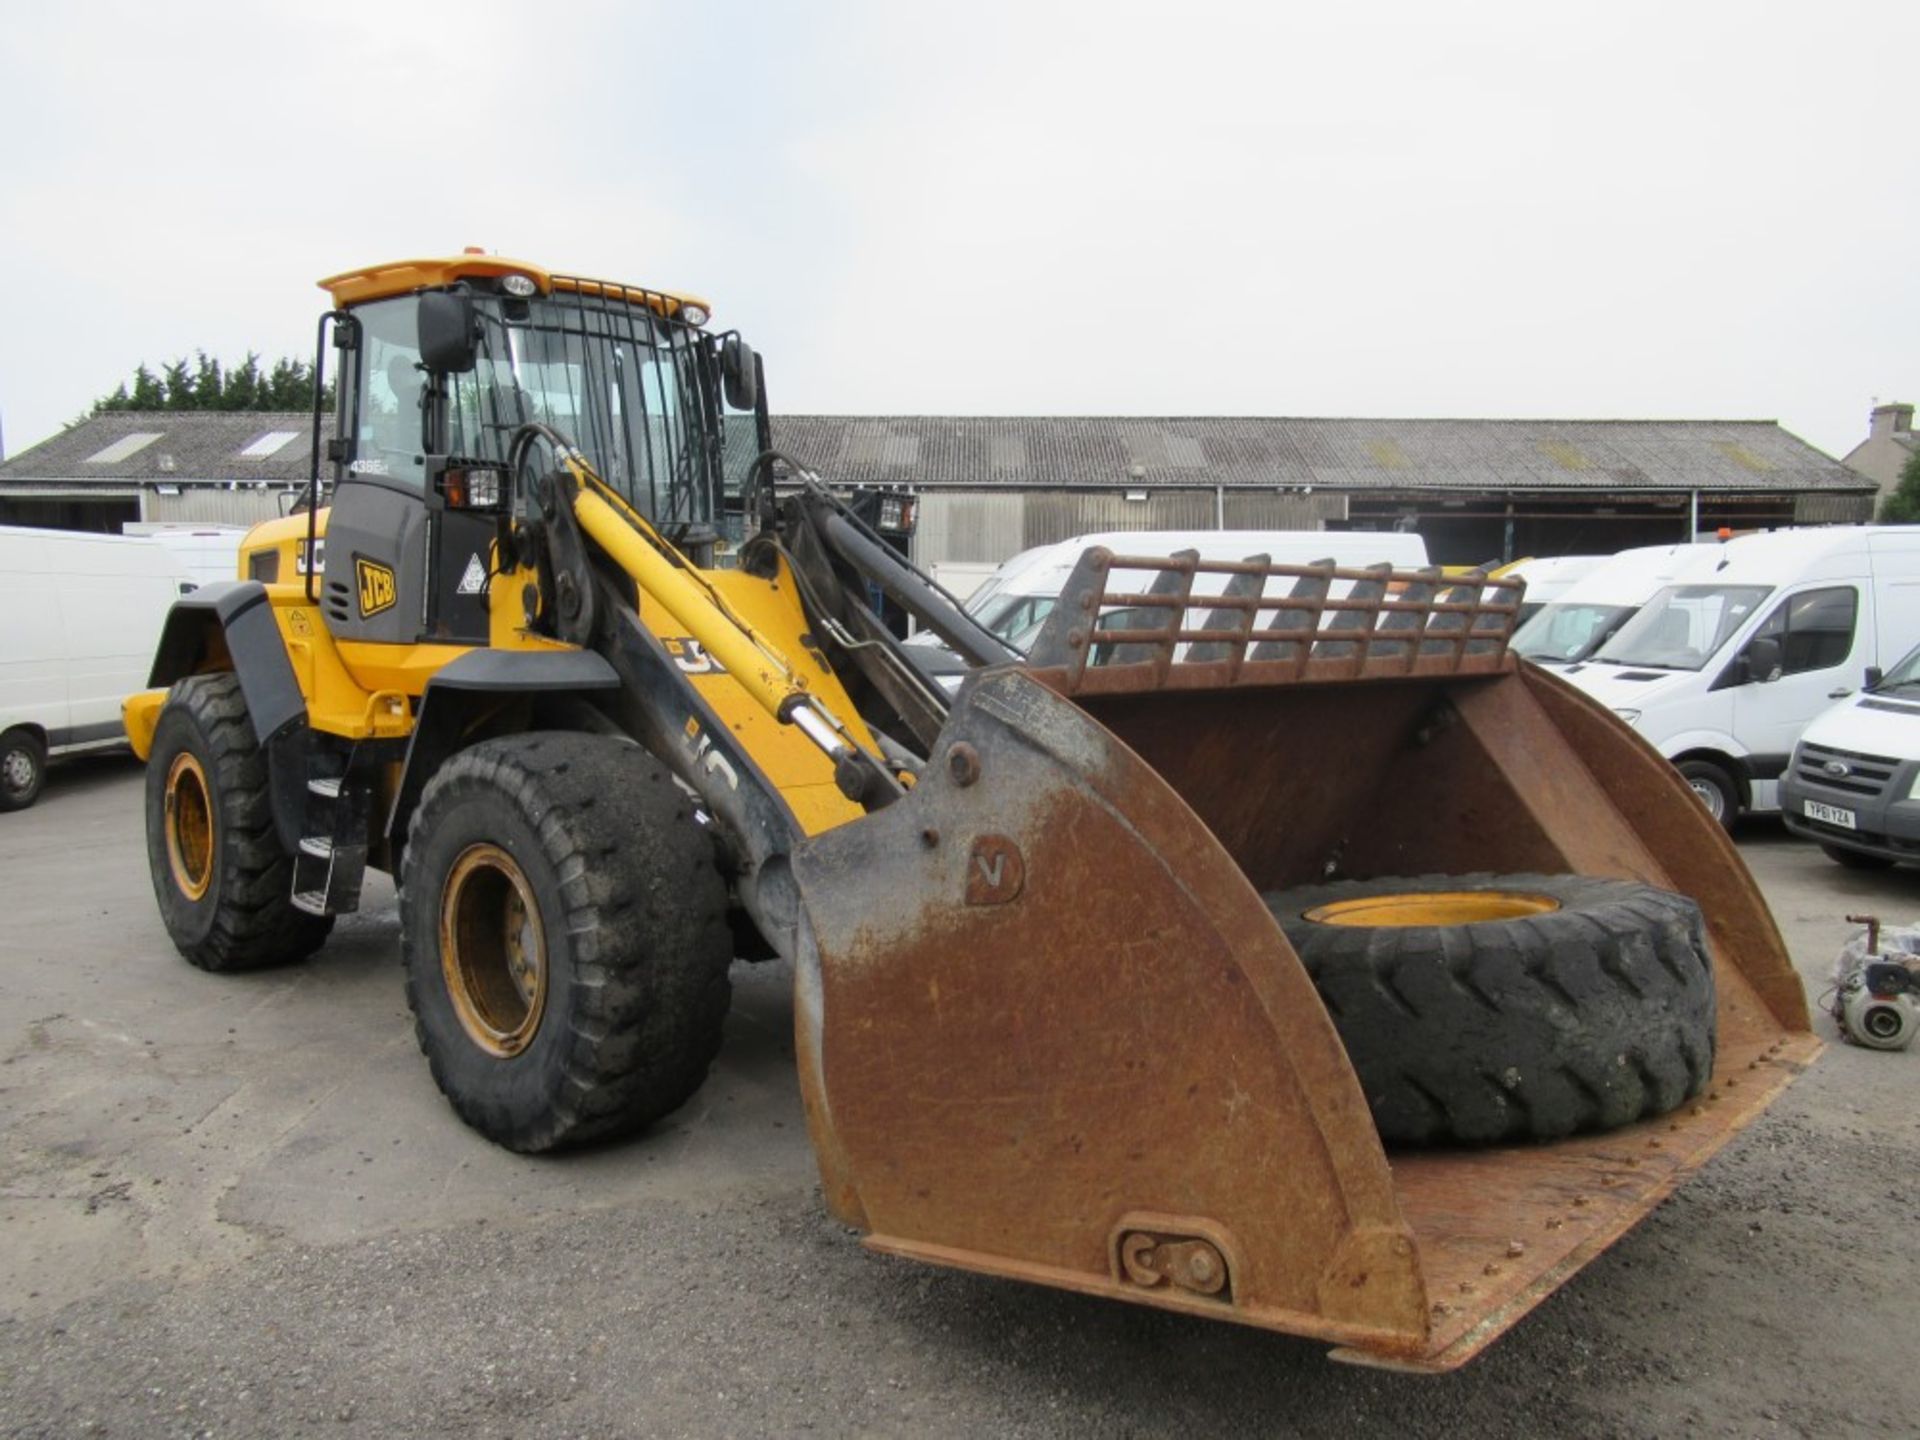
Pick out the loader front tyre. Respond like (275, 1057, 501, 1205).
(399, 732, 733, 1153)
(145, 673, 333, 972)
(1265, 873, 1716, 1146)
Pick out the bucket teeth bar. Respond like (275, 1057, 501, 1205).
(1024, 547, 1525, 694)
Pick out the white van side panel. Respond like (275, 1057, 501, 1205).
(57, 568, 183, 742)
(1874, 581, 1920, 668)
(129, 526, 248, 589)
(0, 570, 72, 742)
(0, 528, 188, 752)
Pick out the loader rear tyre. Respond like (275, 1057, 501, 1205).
(1265, 873, 1716, 1146)
(0, 727, 47, 811)
(399, 732, 733, 1153)
(145, 673, 334, 972)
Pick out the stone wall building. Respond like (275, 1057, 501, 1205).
(1841, 402, 1917, 507)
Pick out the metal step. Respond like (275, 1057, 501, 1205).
(289, 759, 369, 918)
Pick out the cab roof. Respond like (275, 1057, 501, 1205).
(316, 253, 711, 323)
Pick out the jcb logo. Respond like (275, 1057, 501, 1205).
(664, 637, 717, 675)
(355, 556, 397, 618)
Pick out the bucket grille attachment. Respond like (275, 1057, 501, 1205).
(1024, 547, 1525, 694)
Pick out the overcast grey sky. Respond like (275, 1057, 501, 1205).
(1, 1, 1912, 460)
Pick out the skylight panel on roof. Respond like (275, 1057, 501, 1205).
(239, 430, 302, 459)
(84, 432, 163, 464)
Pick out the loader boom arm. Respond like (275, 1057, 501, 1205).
(548, 448, 904, 809)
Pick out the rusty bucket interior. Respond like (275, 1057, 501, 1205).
(788, 553, 1817, 1371)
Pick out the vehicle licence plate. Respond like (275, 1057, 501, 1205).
(1805, 799, 1856, 830)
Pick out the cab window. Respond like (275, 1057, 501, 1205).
(1751, 586, 1857, 674)
(348, 297, 428, 492)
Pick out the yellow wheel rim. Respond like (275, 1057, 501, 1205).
(440, 844, 548, 1058)
(164, 752, 215, 901)
(1304, 890, 1561, 927)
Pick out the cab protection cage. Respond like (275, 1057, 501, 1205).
(450, 277, 723, 536)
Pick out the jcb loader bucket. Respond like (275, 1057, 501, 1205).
(787, 552, 1816, 1371)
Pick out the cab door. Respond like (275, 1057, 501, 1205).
(1729, 582, 1868, 780)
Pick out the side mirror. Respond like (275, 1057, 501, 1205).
(1865, 665, 1884, 691)
(418, 292, 479, 373)
(721, 334, 759, 411)
(1745, 634, 1783, 683)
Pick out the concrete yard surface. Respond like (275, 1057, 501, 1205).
(3, 757, 1919, 1438)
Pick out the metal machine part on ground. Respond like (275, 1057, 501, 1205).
(1831, 916, 1920, 1051)
(123, 253, 1819, 1371)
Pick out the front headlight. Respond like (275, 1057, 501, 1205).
(1905, 767, 1920, 801)
(1613, 708, 1640, 726)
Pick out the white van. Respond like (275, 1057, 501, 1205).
(0, 527, 191, 810)
(1780, 640, 1920, 869)
(1561, 526, 1920, 825)
(124, 524, 247, 590)
(1513, 543, 1721, 668)
(1500, 555, 1605, 628)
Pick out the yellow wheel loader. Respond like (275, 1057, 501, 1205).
(124, 254, 1818, 1371)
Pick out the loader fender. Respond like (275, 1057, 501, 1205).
(148, 581, 306, 745)
(385, 648, 623, 849)
(146, 580, 311, 855)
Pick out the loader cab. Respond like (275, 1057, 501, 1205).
(318, 257, 768, 648)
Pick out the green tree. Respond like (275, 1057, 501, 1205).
(160, 359, 194, 410)
(191, 352, 224, 409)
(77, 353, 333, 420)
(129, 364, 165, 409)
(1877, 448, 1920, 524)
(224, 352, 262, 411)
(265, 357, 334, 411)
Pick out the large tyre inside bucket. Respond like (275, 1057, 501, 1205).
(1263, 873, 1716, 1145)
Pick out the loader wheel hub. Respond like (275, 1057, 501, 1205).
(164, 752, 215, 902)
(440, 844, 548, 1058)
(1303, 890, 1560, 927)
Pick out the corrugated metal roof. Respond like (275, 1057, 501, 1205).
(0, 411, 317, 484)
(3, 410, 1872, 499)
(770, 416, 1869, 494)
